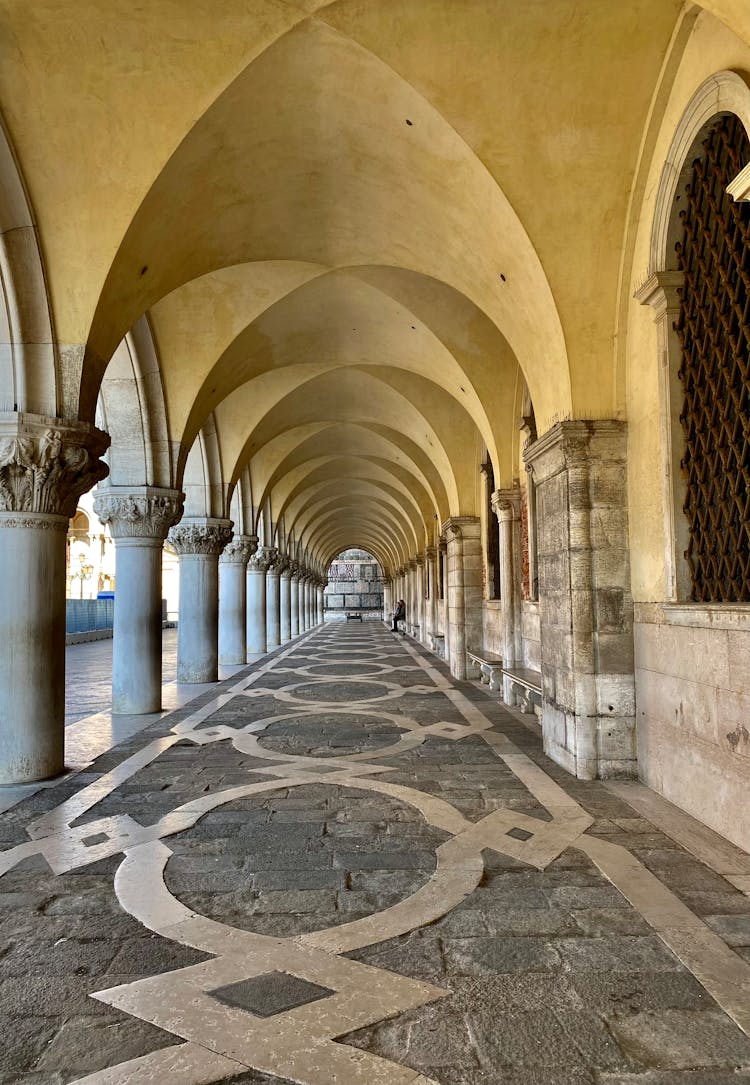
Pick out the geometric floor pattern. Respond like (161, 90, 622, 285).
(3, 623, 750, 1082)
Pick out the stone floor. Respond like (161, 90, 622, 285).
(3, 623, 750, 1084)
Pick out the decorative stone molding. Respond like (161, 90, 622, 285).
(648, 70, 750, 277)
(0, 413, 109, 519)
(167, 519, 233, 556)
(94, 487, 184, 541)
(219, 534, 256, 565)
(490, 487, 522, 522)
(440, 516, 481, 540)
(524, 419, 627, 486)
(275, 555, 291, 577)
(247, 545, 276, 573)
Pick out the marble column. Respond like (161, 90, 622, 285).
(267, 555, 286, 650)
(491, 487, 523, 667)
(218, 534, 255, 665)
(441, 517, 482, 680)
(425, 546, 439, 650)
(94, 487, 183, 712)
(306, 577, 315, 628)
(169, 519, 232, 683)
(246, 545, 276, 655)
(297, 570, 307, 632)
(439, 539, 449, 656)
(280, 561, 293, 642)
(317, 582, 325, 624)
(0, 415, 109, 783)
(415, 554, 426, 645)
(290, 566, 300, 637)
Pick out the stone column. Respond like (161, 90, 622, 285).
(218, 534, 255, 665)
(169, 519, 232, 683)
(290, 566, 300, 637)
(415, 554, 427, 645)
(441, 517, 482, 680)
(525, 420, 635, 779)
(246, 545, 276, 654)
(425, 546, 439, 649)
(0, 415, 109, 783)
(298, 570, 308, 632)
(267, 555, 287, 650)
(280, 561, 293, 642)
(308, 577, 317, 627)
(439, 540, 449, 652)
(94, 487, 183, 712)
(317, 581, 325, 624)
(491, 487, 523, 667)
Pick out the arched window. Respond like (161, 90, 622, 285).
(675, 115, 750, 600)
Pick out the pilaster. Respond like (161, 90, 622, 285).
(525, 420, 635, 779)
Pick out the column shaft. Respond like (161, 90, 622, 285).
(267, 569, 282, 649)
(281, 572, 292, 642)
(170, 519, 232, 684)
(0, 414, 109, 783)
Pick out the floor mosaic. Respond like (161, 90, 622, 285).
(2, 623, 750, 1083)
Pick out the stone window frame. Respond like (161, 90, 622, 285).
(635, 70, 750, 602)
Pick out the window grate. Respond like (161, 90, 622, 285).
(675, 115, 750, 602)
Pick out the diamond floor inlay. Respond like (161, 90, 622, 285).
(2, 621, 750, 1085)
(209, 972, 335, 1017)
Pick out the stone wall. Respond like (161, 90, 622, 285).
(635, 604, 750, 851)
(521, 600, 541, 670)
(325, 549, 383, 615)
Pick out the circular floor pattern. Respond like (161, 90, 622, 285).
(256, 712, 404, 758)
(274, 679, 404, 705)
(164, 786, 445, 937)
(292, 662, 395, 679)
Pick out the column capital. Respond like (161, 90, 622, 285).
(275, 554, 291, 577)
(0, 412, 109, 521)
(94, 486, 184, 541)
(440, 515, 481, 540)
(247, 545, 276, 573)
(167, 517, 233, 556)
(491, 486, 522, 522)
(219, 533, 256, 565)
(424, 545, 439, 560)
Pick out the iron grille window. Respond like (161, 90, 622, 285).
(675, 115, 750, 602)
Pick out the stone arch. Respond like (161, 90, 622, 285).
(0, 112, 56, 416)
(96, 316, 174, 489)
(650, 70, 750, 276)
(181, 413, 228, 520)
(637, 70, 750, 599)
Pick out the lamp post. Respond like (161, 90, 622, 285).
(71, 552, 94, 599)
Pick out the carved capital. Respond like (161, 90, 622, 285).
(440, 515, 480, 541)
(491, 486, 522, 522)
(167, 518, 233, 556)
(425, 545, 439, 561)
(275, 555, 291, 577)
(247, 545, 276, 573)
(94, 487, 184, 541)
(219, 534, 256, 565)
(0, 413, 109, 518)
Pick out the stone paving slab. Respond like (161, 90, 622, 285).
(2, 623, 750, 1083)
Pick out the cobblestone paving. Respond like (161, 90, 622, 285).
(2, 624, 750, 1083)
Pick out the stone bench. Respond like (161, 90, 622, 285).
(467, 650, 504, 692)
(502, 666, 542, 715)
(345, 612, 363, 621)
(429, 631, 445, 658)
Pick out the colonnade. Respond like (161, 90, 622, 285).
(0, 437, 326, 784)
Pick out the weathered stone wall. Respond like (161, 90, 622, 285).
(324, 549, 383, 615)
(521, 600, 541, 670)
(635, 604, 750, 851)
(526, 420, 636, 780)
(482, 599, 503, 657)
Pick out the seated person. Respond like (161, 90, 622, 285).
(392, 598, 406, 632)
